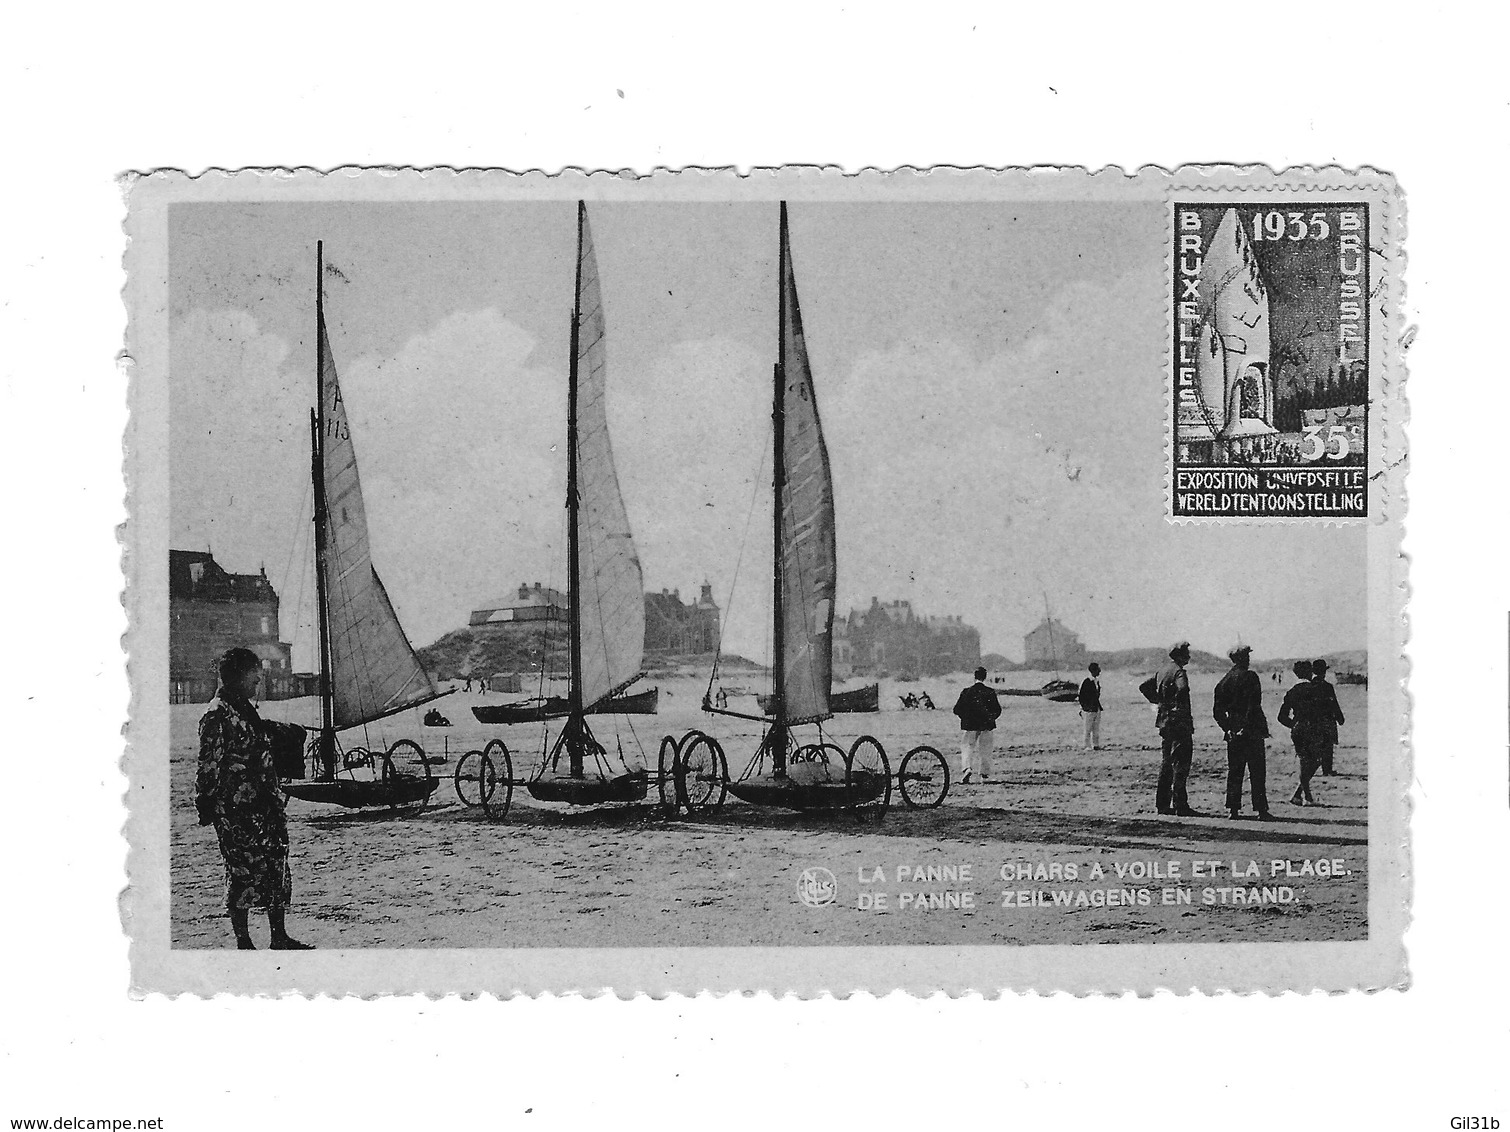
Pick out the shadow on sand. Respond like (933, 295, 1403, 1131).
(308, 793, 1368, 853)
(664, 803, 1369, 851)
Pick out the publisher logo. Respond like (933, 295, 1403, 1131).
(797, 867, 838, 908)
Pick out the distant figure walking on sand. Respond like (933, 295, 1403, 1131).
(1278, 660, 1322, 806)
(1311, 659, 1345, 775)
(1150, 641, 1198, 816)
(464, 675, 473, 693)
(1213, 644, 1273, 821)
(195, 648, 312, 951)
(1078, 663, 1103, 750)
(953, 666, 1002, 784)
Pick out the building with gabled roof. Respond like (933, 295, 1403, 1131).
(644, 581, 721, 655)
(469, 581, 568, 630)
(844, 596, 981, 677)
(169, 550, 295, 702)
(1023, 616, 1088, 670)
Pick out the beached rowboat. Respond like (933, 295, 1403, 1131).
(472, 686, 659, 724)
(757, 682, 878, 715)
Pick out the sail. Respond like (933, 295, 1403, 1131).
(317, 311, 440, 729)
(573, 206, 646, 709)
(777, 210, 837, 724)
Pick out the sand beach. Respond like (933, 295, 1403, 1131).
(170, 669, 1368, 949)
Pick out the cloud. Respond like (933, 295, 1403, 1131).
(170, 308, 307, 579)
(812, 269, 1363, 659)
(172, 306, 571, 655)
(171, 278, 1365, 671)
(607, 336, 774, 654)
(818, 270, 1164, 652)
(339, 309, 567, 644)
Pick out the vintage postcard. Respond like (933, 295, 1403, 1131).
(123, 166, 1406, 995)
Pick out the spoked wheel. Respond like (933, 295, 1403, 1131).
(657, 733, 689, 814)
(678, 733, 728, 814)
(480, 739, 514, 820)
(388, 738, 426, 766)
(898, 745, 950, 809)
(454, 750, 492, 808)
(844, 735, 892, 818)
(790, 742, 844, 769)
(382, 741, 435, 813)
(376, 751, 405, 812)
(790, 743, 845, 792)
(658, 731, 707, 814)
(454, 741, 512, 820)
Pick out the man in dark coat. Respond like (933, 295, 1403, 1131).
(952, 666, 1002, 784)
(1278, 659, 1322, 805)
(1078, 663, 1103, 750)
(1212, 644, 1273, 820)
(1311, 659, 1346, 775)
(1153, 641, 1198, 816)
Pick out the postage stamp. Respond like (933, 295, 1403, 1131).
(1170, 193, 1387, 520)
(122, 166, 1406, 996)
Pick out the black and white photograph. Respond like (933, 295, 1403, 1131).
(127, 168, 1404, 988)
(6, 7, 1509, 1129)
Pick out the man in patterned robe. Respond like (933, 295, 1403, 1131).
(195, 648, 312, 950)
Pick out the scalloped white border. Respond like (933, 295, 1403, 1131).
(121, 165, 1408, 997)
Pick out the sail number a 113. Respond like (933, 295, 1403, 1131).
(1252, 211, 1332, 242)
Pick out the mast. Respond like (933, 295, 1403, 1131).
(1043, 591, 1061, 678)
(770, 202, 789, 773)
(311, 241, 336, 779)
(566, 201, 586, 776)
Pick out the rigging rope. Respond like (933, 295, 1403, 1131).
(707, 418, 772, 700)
(277, 477, 313, 612)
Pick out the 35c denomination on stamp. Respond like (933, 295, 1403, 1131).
(1171, 196, 1382, 519)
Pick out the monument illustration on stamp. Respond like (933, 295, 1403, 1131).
(122, 165, 1406, 996)
(1170, 199, 1377, 520)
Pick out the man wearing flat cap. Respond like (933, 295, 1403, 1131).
(1213, 643, 1274, 820)
(1153, 641, 1198, 816)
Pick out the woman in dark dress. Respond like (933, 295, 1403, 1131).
(195, 648, 312, 950)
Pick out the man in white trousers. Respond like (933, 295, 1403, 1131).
(1078, 662, 1103, 750)
(952, 666, 1002, 784)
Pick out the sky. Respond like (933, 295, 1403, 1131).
(168, 200, 1368, 669)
